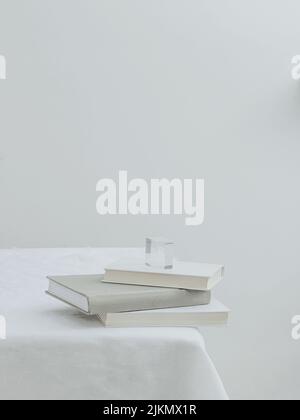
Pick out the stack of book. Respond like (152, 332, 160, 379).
(47, 259, 229, 327)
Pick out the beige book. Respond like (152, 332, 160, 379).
(46, 275, 211, 315)
(103, 260, 224, 291)
(98, 298, 230, 328)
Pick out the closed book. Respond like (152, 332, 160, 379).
(46, 275, 211, 315)
(98, 298, 229, 328)
(103, 260, 224, 291)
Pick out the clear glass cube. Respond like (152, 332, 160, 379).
(145, 237, 175, 269)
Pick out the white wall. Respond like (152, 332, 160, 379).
(1, 0, 300, 399)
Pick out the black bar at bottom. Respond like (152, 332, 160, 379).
(2, 400, 219, 416)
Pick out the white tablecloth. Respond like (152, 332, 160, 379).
(0, 248, 228, 400)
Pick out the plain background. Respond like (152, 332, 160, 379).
(1, 0, 300, 400)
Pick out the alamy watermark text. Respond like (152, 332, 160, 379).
(96, 171, 204, 226)
(0, 55, 6, 80)
(0, 316, 6, 340)
(291, 55, 300, 80)
(292, 315, 300, 341)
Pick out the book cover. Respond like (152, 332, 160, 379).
(98, 298, 230, 327)
(47, 275, 211, 314)
(103, 260, 224, 291)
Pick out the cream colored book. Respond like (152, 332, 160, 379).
(98, 298, 229, 328)
(46, 275, 211, 315)
(103, 260, 224, 291)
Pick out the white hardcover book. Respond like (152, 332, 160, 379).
(103, 260, 224, 291)
(98, 298, 229, 328)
